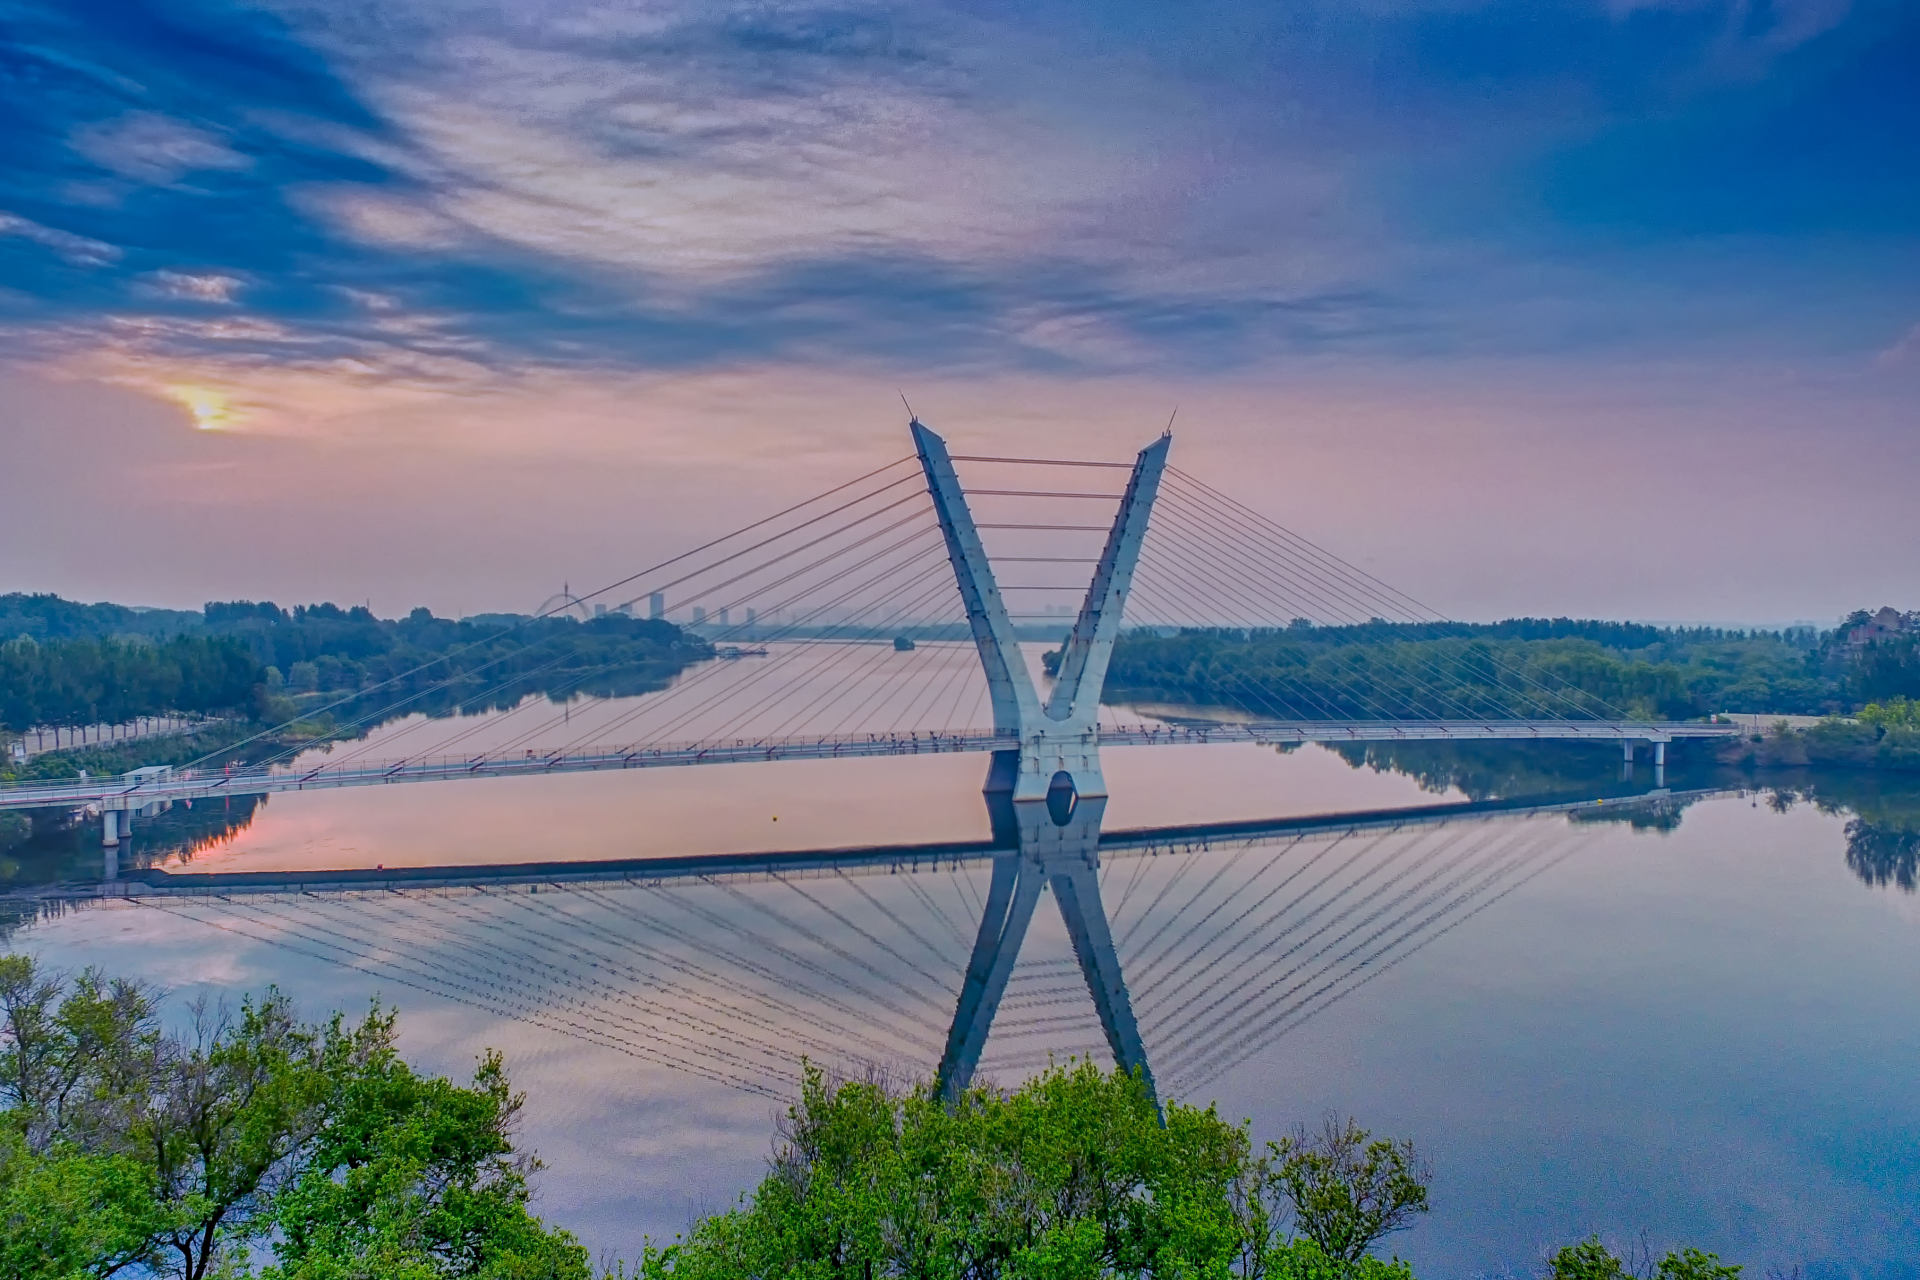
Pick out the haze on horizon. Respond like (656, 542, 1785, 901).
(2, 0, 1915, 626)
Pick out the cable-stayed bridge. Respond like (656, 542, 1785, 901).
(2, 418, 1731, 843)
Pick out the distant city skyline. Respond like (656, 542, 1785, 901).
(2, 0, 1915, 622)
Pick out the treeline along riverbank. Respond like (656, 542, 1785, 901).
(0, 592, 710, 746)
(1080, 615, 1920, 721)
(0, 593, 710, 861)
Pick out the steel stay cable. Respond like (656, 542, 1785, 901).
(236, 492, 935, 779)
(1168, 465, 1441, 619)
(737, 576, 970, 743)
(1187, 833, 1590, 1082)
(1129, 828, 1392, 1004)
(361, 884, 866, 1068)
(1161, 473, 1622, 720)
(533, 535, 951, 754)
(1181, 832, 1584, 1082)
(771, 872, 952, 988)
(1128, 573, 1367, 722)
(1154, 821, 1536, 1049)
(1140, 821, 1514, 1013)
(1153, 492, 1600, 724)
(641, 554, 959, 749)
(819, 638, 973, 739)
(707, 876, 958, 1021)
(1145, 497, 1500, 718)
(1143, 501, 1502, 720)
(296, 892, 796, 1077)
(528, 539, 952, 758)
(637, 876, 949, 1038)
(583, 533, 951, 745)
(894, 870, 973, 952)
(570, 884, 944, 1057)
(268, 472, 931, 770)
(1175, 827, 1581, 1082)
(461, 890, 903, 1071)
(1127, 576, 1374, 724)
(518, 883, 925, 1063)
(331, 509, 946, 768)
(186, 458, 917, 772)
(1151, 480, 1558, 715)
(1135, 534, 1479, 725)
(149, 896, 782, 1094)
(1120, 833, 1312, 985)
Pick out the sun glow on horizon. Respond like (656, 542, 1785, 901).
(168, 384, 235, 430)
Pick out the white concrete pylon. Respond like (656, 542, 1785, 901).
(911, 420, 1170, 803)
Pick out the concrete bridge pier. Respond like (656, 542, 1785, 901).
(1621, 739, 1635, 780)
(1653, 740, 1666, 786)
(102, 807, 123, 847)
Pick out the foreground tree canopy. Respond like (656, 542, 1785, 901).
(2, 953, 1748, 1278)
(0, 954, 591, 1280)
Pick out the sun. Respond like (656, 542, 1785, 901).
(169, 385, 234, 430)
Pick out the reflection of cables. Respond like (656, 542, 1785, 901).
(138, 897, 781, 1095)
(1158, 822, 1550, 1079)
(1172, 828, 1588, 1086)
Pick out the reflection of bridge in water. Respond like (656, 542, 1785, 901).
(33, 785, 1701, 1102)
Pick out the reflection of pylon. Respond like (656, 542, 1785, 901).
(937, 790, 1154, 1110)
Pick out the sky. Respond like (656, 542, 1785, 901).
(1, 0, 1915, 623)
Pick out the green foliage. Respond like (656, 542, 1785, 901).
(266, 1043, 590, 1280)
(1099, 621, 1838, 722)
(1270, 1116, 1429, 1263)
(1545, 1238, 1740, 1280)
(0, 954, 582, 1280)
(0, 634, 261, 732)
(1860, 698, 1920, 731)
(0, 1128, 165, 1280)
(638, 1061, 1427, 1279)
(0, 593, 203, 644)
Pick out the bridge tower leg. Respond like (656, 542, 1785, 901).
(911, 419, 1169, 803)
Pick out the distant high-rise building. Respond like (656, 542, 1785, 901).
(648, 592, 665, 620)
(593, 603, 607, 618)
(745, 607, 757, 630)
(718, 607, 730, 628)
(692, 605, 708, 626)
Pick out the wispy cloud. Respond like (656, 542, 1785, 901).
(1877, 322, 1920, 368)
(68, 111, 250, 186)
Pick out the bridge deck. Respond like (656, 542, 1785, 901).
(0, 719, 1735, 812)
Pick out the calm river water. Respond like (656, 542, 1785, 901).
(12, 644, 1920, 1278)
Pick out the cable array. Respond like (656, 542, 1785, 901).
(120, 807, 1599, 1102)
(1124, 465, 1630, 724)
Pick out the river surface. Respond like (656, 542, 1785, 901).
(12, 644, 1920, 1278)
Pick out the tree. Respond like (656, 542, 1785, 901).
(1546, 1238, 1741, 1280)
(266, 1042, 591, 1280)
(1, 955, 585, 1280)
(1270, 1115, 1430, 1264)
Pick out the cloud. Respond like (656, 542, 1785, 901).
(146, 270, 245, 302)
(0, 211, 121, 265)
(68, 111, 250, 186)
(1877, 323, 1920, 368)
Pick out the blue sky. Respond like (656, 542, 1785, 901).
(1, 0, 1915, 618)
